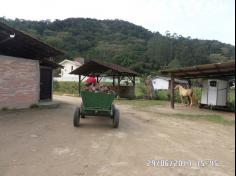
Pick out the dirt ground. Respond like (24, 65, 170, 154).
(0, 95, 235, 176)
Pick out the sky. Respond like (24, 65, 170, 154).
(0, 0, 235, 45)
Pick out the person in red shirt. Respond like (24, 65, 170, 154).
(85, 74, 97, 88)
(86, 75, 96, 85)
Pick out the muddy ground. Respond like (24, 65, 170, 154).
(0, 95, 235, 176)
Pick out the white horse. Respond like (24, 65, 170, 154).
(175, 85, 194, 107)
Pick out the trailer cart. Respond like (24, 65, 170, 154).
(73, 91, 119, 128)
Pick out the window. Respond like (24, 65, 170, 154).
(209, 80, 217, 87)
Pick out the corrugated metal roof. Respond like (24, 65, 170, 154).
(152, 76, 188, 84)
(0, 22, 63, 60)
(161, 61, 235, 79)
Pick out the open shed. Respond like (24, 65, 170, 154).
(0, 22, 63, 109)
(70, 60, 139, 99)
(161, 61, 235, 109)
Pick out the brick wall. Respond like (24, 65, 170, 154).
(0, 55, 40, 109)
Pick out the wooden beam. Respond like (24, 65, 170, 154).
(98, 77, 103, 82)
(195, 66, 205, 74)
(170, 74, 175, 109)
(176, 71, 235, 79)
(81, 76, 86, 81)
(214, 64, 221, 72)
(127, 76, 133, 82)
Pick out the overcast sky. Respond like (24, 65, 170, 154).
(0, 0, 235, 45)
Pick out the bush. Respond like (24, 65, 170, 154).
(155, 90, 170, 101)
(154, 87, 202, 104)
(135, 81, 147, 98)
(154, 90, 182, 102)
(192, 87, 202, 104)
(53, 81, 84, 94)
(228, 89, 235, 111)
(174, 91, 182, 103)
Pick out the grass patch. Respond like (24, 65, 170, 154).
(154, 112, 235, 125)
(123, 102, 235, 125)
(53, 81, 82, 95)
(1, 107, 9, 111)
(173, 113, 235, 125)
(53, 92, 80, 97)
(114, 99, 166, 108)
(30, 104, 39, 109)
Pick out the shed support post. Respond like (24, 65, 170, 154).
(132, 76, 136, 87)
(118, 76, 121, 97)
(170, 74, 175, 109)
(132, 76, 136, 99)
(78, 75, 81, 96)
(113, 76, 115, 86)
(188, 80, 192, 88)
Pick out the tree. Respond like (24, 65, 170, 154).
(1, 17, 234, 74)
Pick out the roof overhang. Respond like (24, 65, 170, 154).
(0, 22, 63, 60)
(161, 61, 235, 79)
(40, 59, 63, 69)
(70, 59, 139, 77)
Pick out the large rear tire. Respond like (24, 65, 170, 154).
(113, 107, 120, 128)
(73, 107, 80, 127)
(80, 103, 86, 118)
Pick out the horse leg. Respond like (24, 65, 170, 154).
(187, 96, 191, 106)
(189, 96, 193, 107)
(184, 96, 189, 106)
(180, 96, 184, 106)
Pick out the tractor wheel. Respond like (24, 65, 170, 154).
(73, 107, 80, 127)
(113, 108, 120, 128)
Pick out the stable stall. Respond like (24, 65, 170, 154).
(161, 61, 235, 109)
(200, 79, 228, 107)
(70, 60, 139, 99)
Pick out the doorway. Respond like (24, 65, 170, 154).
(40, 67, 52, 100)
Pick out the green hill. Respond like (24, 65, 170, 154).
(0, 17, 235, 74)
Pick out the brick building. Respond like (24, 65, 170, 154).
(0, 22, 63, 109)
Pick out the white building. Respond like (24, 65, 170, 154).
(54, 58, 84, 82)
(152, 76, 188, 90)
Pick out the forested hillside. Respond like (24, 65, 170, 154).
(0, 17, 235, 74)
